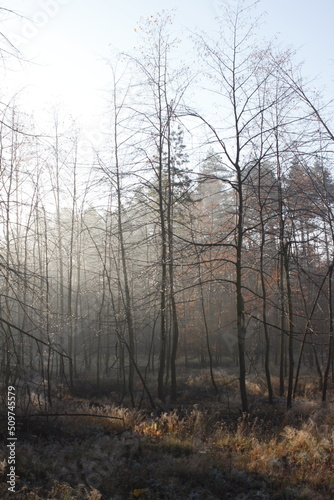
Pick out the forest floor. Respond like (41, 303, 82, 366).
(1, 371, 334, 499)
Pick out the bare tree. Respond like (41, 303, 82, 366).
(127, 12, 191, 402)
(189, 2, 287, 412)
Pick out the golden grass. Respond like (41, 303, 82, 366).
(1, 381, 334, 499)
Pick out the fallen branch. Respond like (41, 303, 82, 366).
(21, 412, 125, 424)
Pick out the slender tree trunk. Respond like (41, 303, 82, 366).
(236, 171, 248, 413)
(157, 120, 168, 402)
(259, 222, 273, 403)
(276, 131, 286, 398)
(256, 157, 274, 403)
(67, 144, 78, 391)
(284, 242, 294, 409)
(323, 263, 333, 402)
(293, 268, 328, 398)
(199, 258, 219, 395)
(115, 142, 136, 406)
(45, 220, 53, 406)
(167, 110, 180, 402)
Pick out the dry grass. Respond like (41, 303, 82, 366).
(1, 377, 334, 499)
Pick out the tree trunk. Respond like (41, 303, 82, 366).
(284, 242, 294, 409)
(236, 173, 248, 413)
(322, 263, 333, 402)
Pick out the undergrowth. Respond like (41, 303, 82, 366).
(1, 377, 334, 499)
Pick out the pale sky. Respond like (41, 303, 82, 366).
(1, 0, 333, 135)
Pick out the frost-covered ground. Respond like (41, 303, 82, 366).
(1, 378, 334, 499)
